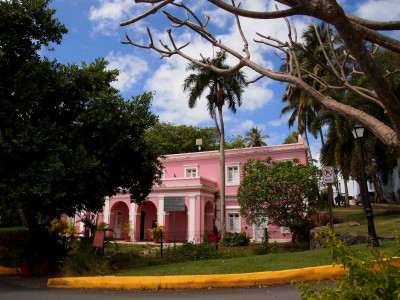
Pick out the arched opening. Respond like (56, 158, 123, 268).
(135, 201, 157, 241)
(109, 201, 129, 240)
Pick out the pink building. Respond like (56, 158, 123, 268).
(83, 136, 307, 243)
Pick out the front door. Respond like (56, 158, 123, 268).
(114, 211, 122, 238)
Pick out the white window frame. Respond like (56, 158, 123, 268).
(226, 163, 240, 185)
(228, 212, 240, 233)
(184, 165, 198, 178)
(280, 226, 291, 234)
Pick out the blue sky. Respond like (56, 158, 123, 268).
(45, 0, 400, 160)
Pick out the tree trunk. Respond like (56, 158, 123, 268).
(343, 179, 349, 206)
(397, 158, 400, 180)
(319, 128, 325, 146)
(217, 105, 226, 234)
(18, 209, 29, 228)
(304, 130, 313, 162)
(372, 173, 384, 203)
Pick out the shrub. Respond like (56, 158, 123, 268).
(0, 227, 65, 271)
(61, 249, 109, 276)
(148, 225, 163, 240)
(220, 232, 250, 247)
(251, 244, 270, 255)
(0, 227, 30, 267)
(107, 250, 141, 270)
(172, 241, 217, 260)
(297, 230, 400, 299)
(49, 218, 69, 235)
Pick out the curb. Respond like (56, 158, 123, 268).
(0, 266, 18, 276)
(47, 264, 347, 290)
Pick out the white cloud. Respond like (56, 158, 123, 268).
(229, 119, 257, 136)
(227, 119, 270, 137)
(105, 52, 148, 92)
(242, 83, 274, 111)
(89, 0, 143, 36)
(204, 7, 232, 28)
(354, 0, 400, 21)
(268, 114, 290, 128)
(144, 57, 212, 125)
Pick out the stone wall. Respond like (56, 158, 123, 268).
(310, 221, 395, 249)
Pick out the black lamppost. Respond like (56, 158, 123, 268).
(352, 124, 379, 247)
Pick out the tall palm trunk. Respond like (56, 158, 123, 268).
(304, 130, 313, 162)
(217, 105, 226, 233)
(319, 128, 325, 146)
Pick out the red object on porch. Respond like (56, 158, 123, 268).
(208, 232, 221, 243)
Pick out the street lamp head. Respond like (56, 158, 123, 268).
(352, 124, 365, 140)
(196, 138, 203, 151)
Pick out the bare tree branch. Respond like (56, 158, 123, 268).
(120, 0, 174, 26)
(121, 0, 400, 157)
(208, 0, 300, 19)
(352, 22, 400, 53)
(346, 14, 400, 30)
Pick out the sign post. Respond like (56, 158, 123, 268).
(322, 166, 335, 230)
(164, 197, 185, 247)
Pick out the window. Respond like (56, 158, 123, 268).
(281, 226, 291, 234)
(185, 168, 197, 178)
(228, 213, 240, 232)
(227, 165, 239, 184)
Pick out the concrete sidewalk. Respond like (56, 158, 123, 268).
(47, 264, 347, 290)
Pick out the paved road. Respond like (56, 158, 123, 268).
(0, 276, 301, 300)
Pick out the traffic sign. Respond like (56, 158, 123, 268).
(322, 166, 334, 184)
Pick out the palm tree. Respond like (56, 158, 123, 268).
(245, 127, 269, 147)
(182, 51, 247, 233)
(319, 109, 354, 205)
(280, 22, 338, 156)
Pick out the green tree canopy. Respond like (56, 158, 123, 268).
(237, 158, 323, 242)
(145, 122, 219, 155)
(283, 132, 300, 144)
(0, 0, 162, 228)
(225, 134, 247, 149)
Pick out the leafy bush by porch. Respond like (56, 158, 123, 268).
(220, 232, 250, 246)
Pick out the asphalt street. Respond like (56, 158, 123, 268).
(0, 275, 301, 300)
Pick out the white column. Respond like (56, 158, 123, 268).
(129, 203, 135, 240)
(79, 211, 85, 234)
(158, 196, 164, 226)
(103, 196, 110, 225)
(188, 196, 196, 241)
(200, 196, 205, 242)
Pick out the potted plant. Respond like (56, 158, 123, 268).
(122, 221, 132, 242)
(148, 225, 163, 243)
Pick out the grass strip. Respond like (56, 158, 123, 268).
(114, 240, 398, 276)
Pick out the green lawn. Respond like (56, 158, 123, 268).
(114, 240, 399, 276)
(104, 206, 400, 277)
(333, 206, 400, 235)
